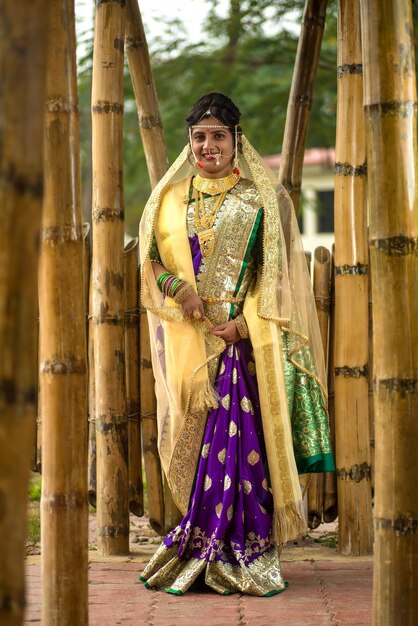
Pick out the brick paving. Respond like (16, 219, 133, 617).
(24, 547, 373, 625)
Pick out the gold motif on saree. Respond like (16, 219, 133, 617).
(204, 474, 212, 491)
(219, 361, 226, 375)
(248, 361, 256, 376)
(218, 448, 226, 464)
(221, 394, 231, 410)
(248, 450, 260, 465)
(232, 368, 238, 384)
(240, 396, 254, 414)
(262, 478, 268, 491)
(229, 421, 238, 437)
(224, 474, 232, 491)
(201, 442, 211, 458)
(259, 503, 267, 515)
(215, 502, 223, 518)
(227, 505, 234, 521)
(243, 479, 252, 495)
(228, 345, 234, 358)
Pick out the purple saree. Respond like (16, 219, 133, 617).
(139, 232, 287, 596)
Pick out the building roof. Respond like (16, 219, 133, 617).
(263, 147, 336, 169)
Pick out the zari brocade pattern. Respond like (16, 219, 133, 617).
(140, 338, 287, 596)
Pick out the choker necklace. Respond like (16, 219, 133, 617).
(193, 172, 240, 196)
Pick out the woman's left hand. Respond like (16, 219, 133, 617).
(210, 320, 241, 344)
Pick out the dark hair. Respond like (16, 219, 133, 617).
(186, 92, 242, 134)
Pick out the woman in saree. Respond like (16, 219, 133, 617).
(138, 92, 334, 596)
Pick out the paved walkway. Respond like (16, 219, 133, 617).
(24, 543, 373, 625)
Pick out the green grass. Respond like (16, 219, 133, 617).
(27, 505, 41, 543)
(29, 473, 42, 502)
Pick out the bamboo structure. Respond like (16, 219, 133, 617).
(323, 246, 338, 523)
(0, 3, 48, 624)
(91, 0, 129, 555)
(334, 0, 372, 555)
(87, 266, 97, 507)
(308, 246, 331, 528)
(39, 2, 88, 623)
(124, 238, 144, 517)
(278, 0, 328, 213)
(126, 0, 169, 187)
(126, 0, 180, 532)
(360, 1, 418, 622)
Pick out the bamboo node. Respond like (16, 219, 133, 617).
(40, 355, 86, 375)
(335, 365, 368, 379)
(128, 412, 141, 422)
(364, 100, 418, 119)
(375, 515, 418, 537)
(97, 524, 129, 538)
(302, 15, 326, 29)
(314, 295, 330, 312)
(370, 235, 418, 256)
(92, 100, 124, 114)
(337, 63, 362, 78)
(336, 462, 371, 483)
(125, 36, 145, 50)
(0, 164, 43, 198)
(293, 93, 312, 107)
(96, 418, 128, 434)
(41, 224, 83, 242)
(140, 114, 163, 130)
(92, 207, 125, 222)
(140, 411, 157, 420)
(334, 162, 367, 177)
(374, 378, 417, 397)
(45, 96, 78, 113)
(335, 263, 368, 276)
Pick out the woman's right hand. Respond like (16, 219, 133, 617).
(180, 291, 205, 321)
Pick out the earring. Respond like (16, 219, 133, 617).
(233, 125, 240, 175)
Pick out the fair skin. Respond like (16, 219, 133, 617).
(152, 115, 241, 344)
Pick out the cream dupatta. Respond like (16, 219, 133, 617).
(139, 137, 327, 544)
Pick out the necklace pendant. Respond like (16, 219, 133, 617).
(197, 228, 215, 257)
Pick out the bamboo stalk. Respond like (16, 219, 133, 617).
(39, 2, 88, 623)
(140, 304, 165, 535)
(334, 0, 372, 555)
(278, 0, 328, 213)
(0, 3, 48, 624)
(91, 0, 129, 555)
(368, 265, 374, 495)
(87, 265, 96, 508)
(360, 1, 418, 622)
(126, 0, 181, 533)
(125, 0, 169, 187)
(125, 238, 143, 517)
(307, 246, 331, 528)
(323, 245, 338, 523)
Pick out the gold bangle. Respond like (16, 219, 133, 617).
(234, 314, 249, 339)
(173, 282, 194, 304)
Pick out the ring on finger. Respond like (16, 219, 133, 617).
(192, 309, 202, 320)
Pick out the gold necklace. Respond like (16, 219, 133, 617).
(193, 172, 240, 196)
(192, 173, 240, 258)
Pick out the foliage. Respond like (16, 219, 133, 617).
(29, 473, 42, 502)
(77, 0, 339, 235)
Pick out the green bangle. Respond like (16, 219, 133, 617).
(157, 271, 172, 292)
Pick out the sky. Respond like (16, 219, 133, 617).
(75, 0, 230, 49)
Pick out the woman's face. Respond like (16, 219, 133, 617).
(190, 116, 235, 179)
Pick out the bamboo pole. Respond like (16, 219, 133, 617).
(360, 1, 418, 622)
(124, 238, 144, 517)
(307, 246, 331, 528)
(323, 245, 338, 523)
(125, 0, 169, 187)
(91, 0, 129, 555)
(334, 0, 372, 555)
(126, 0, 180, 533)
(140, 304, 165, 535)
(87, 265, 97, 508)
(39, 2, 88, 623)
(0, 3, 48, 624)
(278, 0, 328, 213)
